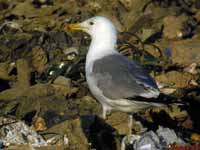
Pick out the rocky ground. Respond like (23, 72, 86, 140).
(0, 0, 200, 150)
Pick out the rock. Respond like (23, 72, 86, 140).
(43, 118, 90, 150)
(33, 117, 47, 131)
(15, 59, 31, 89)
(119, 0, 147, 31)
(32, 47, 48, 74)
(46, 31, 70, 51)
(0, 32, 33, 61)
(159, 88, 177, 95)
(79, 96, 101, 116)
(0, 63, 10, 80)
(190, 79, 198, 86)
(182, 117, 193, 129)
(85, 2, 102, 13)
(4, 144, 67, 150)
(62, 47, 78, 61)
(53, 76, 71, 87)
(194, 10, 200, 22)
(53, 76, 78, 97)
(191, 133, 200, 142)
(0, 83, 54, 102)
(46, 135, 62, 145)
(63, 47, 79, 56)
(140, 28, 156, 42)
(14, 90, 69, 125)
(184, 63, 198, 74)
(106, 112, 130, 135)
(165, 105, 188, 121)
(163, 15, 187, 39)
(170, 38, 200, 66)
(11, 1, 57, 18)
(145, 45, 162, 58)
(119, 0, 134, 11)
(52, 84, 77, 97)
(155, 71, 194, 89)
(106, 112, 146, 135)
(0, 21, 22, 33)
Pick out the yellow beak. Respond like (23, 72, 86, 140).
(64, 23, 85, 32)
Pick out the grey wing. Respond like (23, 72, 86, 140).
(92, 54, 160, 100)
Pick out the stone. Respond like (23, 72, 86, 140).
(0, 63, 10, 80)
(119, 0, 134, 11)
(170, 39, 200, 66)
(191, 133, 200, 142)
(194, 10, 200, 22)
(53, 76, 78, 97)
(53, 76, 71, 87)
(32, 47, 48, 74)
(33, 117, 47, 131)
(155, 71, 194, 89)
(43, 118, 91, 150)
(163, 15, 187, 39)
(106, 112, 130, 135)
(184, 63, 198, 74)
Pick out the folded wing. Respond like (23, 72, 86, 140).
(92, 54, 160, 100)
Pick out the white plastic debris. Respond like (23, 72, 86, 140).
(156, 126, 186, 146)
(0, 121, 47, 147)
(127, 126, 187, 150)
(133, 131, 160, 150)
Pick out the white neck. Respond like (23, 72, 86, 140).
(86, 31, 117, 65)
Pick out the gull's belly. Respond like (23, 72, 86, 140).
(86, 74, 111, 106)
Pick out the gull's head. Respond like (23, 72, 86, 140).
(66, 16, 117, 40)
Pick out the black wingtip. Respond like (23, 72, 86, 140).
(130, 93, 188, 106)
(157, 93, 189, 106)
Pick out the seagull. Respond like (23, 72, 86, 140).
(66, 16, 164, 134)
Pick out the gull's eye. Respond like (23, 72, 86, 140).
(89, 21, 94, 25)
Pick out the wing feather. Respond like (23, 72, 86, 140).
(92, 54, 160, 100)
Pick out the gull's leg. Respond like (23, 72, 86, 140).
(127, 114, 135, 144)
(102, 104, 111, 119)
(102, 105, 107, 119)
(121, 114, 134, 150)
(128, 114, 133, 135)
(121, 137, 126, 150)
